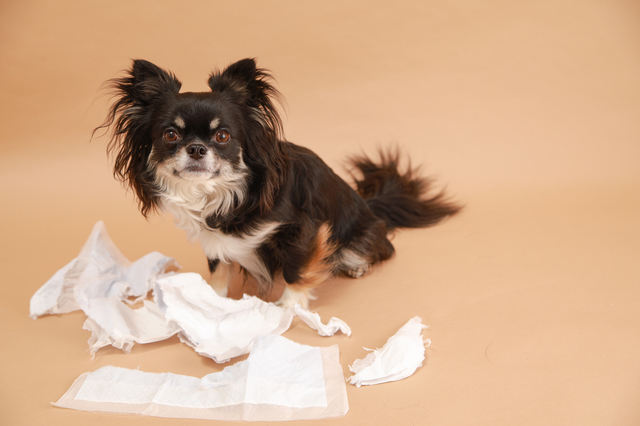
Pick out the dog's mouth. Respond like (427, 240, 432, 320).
(174, 165, 220, 179)
(184, 164, 211, 174)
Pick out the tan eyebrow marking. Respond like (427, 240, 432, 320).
(174, 116, 185, 128)
(210, 118, 221, 130)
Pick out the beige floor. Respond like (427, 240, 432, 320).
(2, 1, 640, 425)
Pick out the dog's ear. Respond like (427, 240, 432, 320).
(207, 58, 282, 135)
(213, 58, 259, 89)
(208, 58, 260, 95)
(209, 59, 286, 214)
(95, 60, 182, 217)
(127, 59, 182, 105)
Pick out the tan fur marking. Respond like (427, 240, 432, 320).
(297, 223, 338, 288)
(174, 116, 185, 129)
(277, 223, 338, 308)
(209, 117, 221, 129)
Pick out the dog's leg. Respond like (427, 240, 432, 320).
(338, 249, 373, 278)
(336, 219, 395, 278)
(275, 223, 336, 309)
(208, 258, 232, 297)
(277, 285, 316, 309)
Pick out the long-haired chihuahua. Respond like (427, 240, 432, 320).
(97, 58, 460, 308)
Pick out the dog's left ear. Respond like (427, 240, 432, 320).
(211, 58, 260, 90)
(209, 59, 286, 213)
(208, 58, 263, 99)
(207, 58, 282, 136)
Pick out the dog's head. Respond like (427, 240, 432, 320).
(98, 58, 285, 217)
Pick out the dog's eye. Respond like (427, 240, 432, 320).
(214, 130, 230, 144)
(163, 130, 180, 142)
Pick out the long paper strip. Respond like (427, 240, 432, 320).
(55, 335, 349, 421)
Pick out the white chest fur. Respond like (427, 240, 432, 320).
(158, 180, 279, 284)
(195, 222, 280, 283)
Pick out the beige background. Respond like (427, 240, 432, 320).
(2, 1, 640, 425)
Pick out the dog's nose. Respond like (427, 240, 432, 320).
(186, 144, 208, 160)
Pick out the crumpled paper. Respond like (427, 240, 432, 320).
(294, 304, 352, 336)
(30, 221, 350, 361)
(29, 221, 181, 354)
(348, 316, 429, 387)
(155, 272, 340, 363)
(54, 334, 349, 421)
(31, 221, 431, 422)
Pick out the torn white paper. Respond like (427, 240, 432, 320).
(54, 334, 349, 421)
(31, 221, 350, 360)
(29, 221, 181, 355)
(294, 304, 352, 337)
(155, 273, 297, 363)
(154, 273, 351, 362)
(348, 316, 429, 387)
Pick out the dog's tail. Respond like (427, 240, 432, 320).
(349, 149, 461, 231)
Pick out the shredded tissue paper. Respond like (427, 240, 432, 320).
(30, 221, 430, 421)
(29, 221, 350, 360)
(348, 316, 430, 387)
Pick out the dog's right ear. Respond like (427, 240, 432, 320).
(95, 60, 182, 217)
(97, 60, 182, 134)
(124, 59, 183, 105)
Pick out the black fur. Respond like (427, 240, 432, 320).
(208, 258, 220, 274)
(96, 60, 183, 216)
(350, 149, 461, 230)
(98, 58, 460, 305)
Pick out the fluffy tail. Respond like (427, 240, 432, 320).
(349, 149, 461, 231)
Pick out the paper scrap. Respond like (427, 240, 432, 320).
(30, 221, 177, 318)
(54, 334, 349, 421)
(348, 316, 429, 387)
(294, 304, 352, 337)
(31, 221, 350, 360)
(30, 221, 181, 355)
(155, 273, 297, 363)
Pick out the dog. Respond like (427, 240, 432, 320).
(97, 58, 460, 308)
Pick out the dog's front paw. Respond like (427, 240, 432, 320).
(276, 285, 316, 310)
(345, 263, 372, 278)
(208, 260, 232, 298)
(212, 285, 228, 298)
